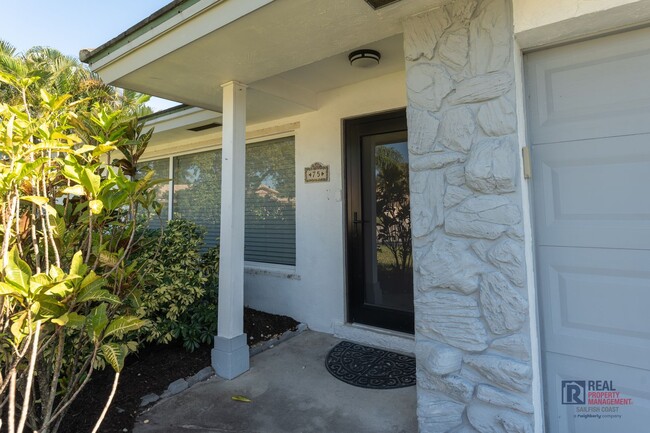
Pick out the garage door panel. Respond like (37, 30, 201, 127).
(525, 26, 650, 145)
(538, 246, 650, 370)
(533, 134, 650, 249)
(527, 26, 650, 433)
(545, 352, 650, 433)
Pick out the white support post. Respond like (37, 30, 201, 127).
(212, 81, 249, 380)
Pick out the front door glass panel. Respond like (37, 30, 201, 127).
(346, 109, 413, 333)
(361, 134, 413, 313)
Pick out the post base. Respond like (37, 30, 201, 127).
(212, 334, 250, 380)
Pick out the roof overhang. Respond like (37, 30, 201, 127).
(142, 105, 222, 146)
(83, 0, 447, 124)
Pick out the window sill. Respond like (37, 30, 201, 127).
(244, 262, 300, 280)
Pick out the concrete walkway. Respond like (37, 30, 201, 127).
(135, 331, 417, 433)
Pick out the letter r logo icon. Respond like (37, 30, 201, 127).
(562, 381, 586, 404)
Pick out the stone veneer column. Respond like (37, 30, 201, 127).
(404, 1, 534, 432)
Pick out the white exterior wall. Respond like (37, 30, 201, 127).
(513, 0, 650, 48)
(142, 71, 407, 333)
(515, 0, 645, 30)
(245, 71, 406, 332)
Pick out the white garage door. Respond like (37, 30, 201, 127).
(525, 27, 650, 433)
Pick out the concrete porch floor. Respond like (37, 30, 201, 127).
(135, 330, 417, 433)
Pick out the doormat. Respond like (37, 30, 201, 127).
(325, 341, 416, 389)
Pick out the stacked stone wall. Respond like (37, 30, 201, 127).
(404, 0, 534, 432)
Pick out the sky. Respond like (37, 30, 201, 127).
(1, 0, 178, 111)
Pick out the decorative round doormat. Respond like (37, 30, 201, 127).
(325, 341, 416, 389)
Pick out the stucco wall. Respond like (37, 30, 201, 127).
(244, 71, 407, 332)
(403, 0, 534, 432)
(513, 0, 650, 48)
(142, 71, 407, 333)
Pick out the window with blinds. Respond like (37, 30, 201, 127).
(138, 136, 296, 266)
(172, 150, 222, 248)
(245, 137, 296, 266)
(136, 158, 170, 229)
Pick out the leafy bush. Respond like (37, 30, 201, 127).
(0, 46, 158, 432)
(136, 220, 218, 351)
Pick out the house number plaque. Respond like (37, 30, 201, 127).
(305, 162, 330, 183)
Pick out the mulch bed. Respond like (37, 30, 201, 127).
(59, 308, 299, 433)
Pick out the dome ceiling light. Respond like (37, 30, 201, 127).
(348, 49, 381, 68)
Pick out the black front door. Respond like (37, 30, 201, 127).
(346, 109, 414, 334)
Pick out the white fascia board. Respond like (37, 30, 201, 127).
(145, 107, 222, 133)
(90, 0, 275, 83)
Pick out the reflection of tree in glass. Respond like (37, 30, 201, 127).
(173, 151, 222, 246)
(246, 139, 295, 194)
(245, 138, 296, 224)
(136, 159, 170, 229)
(133, 138, 295, 258)
(375, 145, 412, 273)
(245, 138, 296, 265)
(170, 138, 296, 257)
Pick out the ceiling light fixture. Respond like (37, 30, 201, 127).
(348, 49, 381, 68)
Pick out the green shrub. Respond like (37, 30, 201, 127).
(177, 245, 218, 351)
(136, 220, 218, 351)
(0, 50, 157, 432)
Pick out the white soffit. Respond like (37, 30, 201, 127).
(89, 0, 445, 122)
(144, 106, 221, 133)
(144, 106, 222, 146)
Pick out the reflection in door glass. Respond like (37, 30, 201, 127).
(368, 141, 413, 312)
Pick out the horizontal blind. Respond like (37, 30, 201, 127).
(245, 137, 296, 265)
(137, 158, 170, 230)
(156, 137, 296, 264)
(172, 150, 222, 249)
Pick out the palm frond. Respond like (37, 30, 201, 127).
(0, 39, 16, 57)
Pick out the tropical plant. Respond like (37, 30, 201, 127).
(0, 40, 152, 117)
(134, 219, 218, 352)
(0, 45, 159, 433)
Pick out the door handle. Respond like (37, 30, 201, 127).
(353, 212, 369, 237)
(353, 212, 370, 225)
